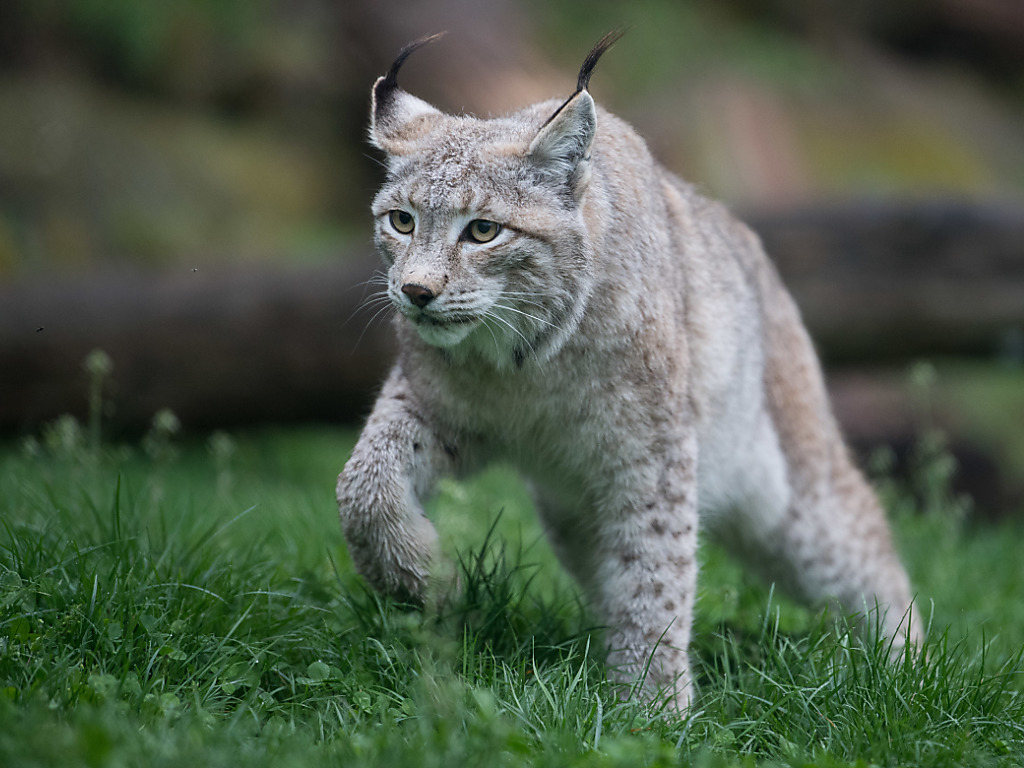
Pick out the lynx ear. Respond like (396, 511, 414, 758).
(370, 33, 445, 152)
(527, 91, 597, 195)
(528, 30, 623, 198)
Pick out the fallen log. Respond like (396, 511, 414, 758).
(1, 200, 1022, 433)
(748, 199, 1024, 364)
(0, 259, 395, 433)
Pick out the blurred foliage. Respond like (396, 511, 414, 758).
(8, 0, 270, 101)
(0, 0, 1022, 274)
(0, 0, 355, 274)
(527, 0, 844, 95)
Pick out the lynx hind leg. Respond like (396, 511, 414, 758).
(749, 277, 921, 652)
(796, 453, 921, 652)
(727, 412, 920, 654)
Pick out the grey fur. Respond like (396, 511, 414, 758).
(339, 36, 920, 709)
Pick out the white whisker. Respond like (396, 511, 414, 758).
(498, 289, 562, 314)
(362, 152, 389, 170)
(500, 289, 556, 297)
(492, 302, 565, 333)
(346, 290, 392, 326)
(352, 301, 396, 352)
(364, 301, 396, 329)
(348, 271, 390, 303)
(485, 308, 536, 356)
(478, 314, 502, 358)
(352, 272, 389, 289)
(503, 296, 550, 313)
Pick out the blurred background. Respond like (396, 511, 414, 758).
(1, 0, 1022, 516)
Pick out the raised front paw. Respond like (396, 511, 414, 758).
(342, 506, 440, 602)
(338, 479, 444, 604)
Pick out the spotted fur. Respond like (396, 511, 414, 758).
(338, 35, 920, 709)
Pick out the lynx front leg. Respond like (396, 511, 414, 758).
(585, 444, 701, 710)
(337, 370, 455, 602)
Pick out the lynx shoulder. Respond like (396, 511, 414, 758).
(338, 32, 919, 709)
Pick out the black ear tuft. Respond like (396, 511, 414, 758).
(576, 28, 626, 93)
(536, 28, 625, 134)
(374, 32, 447, 116)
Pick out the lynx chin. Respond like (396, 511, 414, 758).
(338, 31, 920, 709)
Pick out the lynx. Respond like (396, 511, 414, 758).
(338, 32, 919, 708)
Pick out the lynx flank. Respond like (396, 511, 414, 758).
(338, 32, 919, 708)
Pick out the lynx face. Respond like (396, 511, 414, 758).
(371, 87, 601, 366)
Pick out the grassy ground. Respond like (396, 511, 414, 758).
(2, 420, 1023, 767)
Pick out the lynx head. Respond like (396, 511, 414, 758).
(369, 31, 623, 367)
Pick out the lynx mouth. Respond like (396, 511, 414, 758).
(403, 309, 479, 347)
(400, 305, 477, 327)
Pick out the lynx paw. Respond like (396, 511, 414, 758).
(341, 505, 442, 603)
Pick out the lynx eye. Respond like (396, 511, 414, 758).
(388, 210, 415, 235)
(466, 219, 501, 243)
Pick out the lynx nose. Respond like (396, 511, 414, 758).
(401, 282, 435, 308)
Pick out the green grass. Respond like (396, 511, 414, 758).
(1, 423, 1023, 767)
